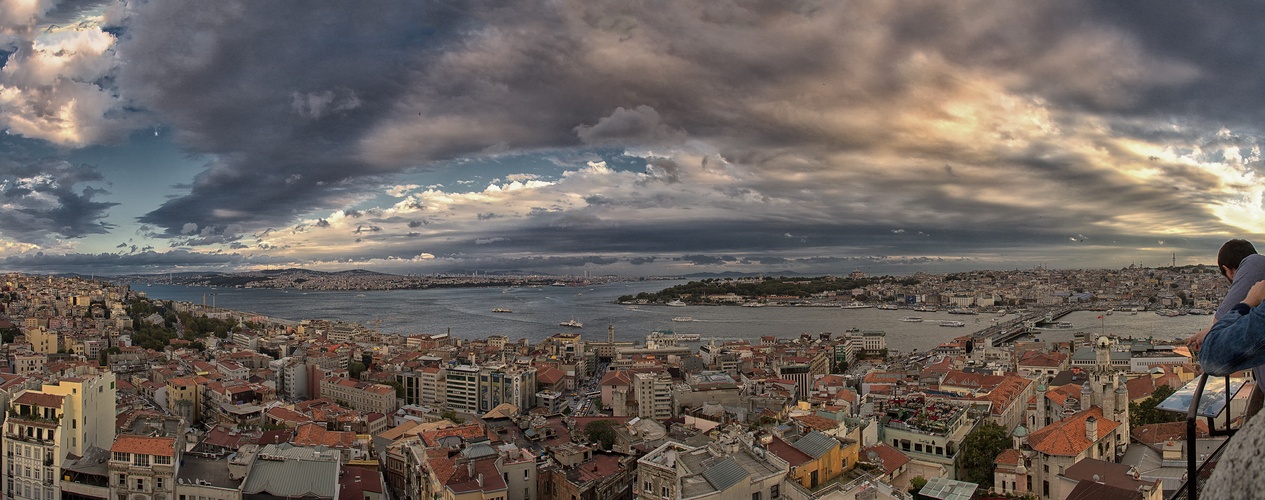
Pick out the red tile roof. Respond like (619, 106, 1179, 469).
(291, 422, 356, 448)
(1132, 421, 1209, 445)
(765, 435, 812, 467)
(418, 424, 488, 448)
(864, 443, 910, 476)
(792, 415, 841, 433)
(111, 435, 176, 457)
(1027, 407, 1119, 456)
(14, 391, 63, 409)
(994, 448, 1022, 466)
(1126, 376, 1156, 401)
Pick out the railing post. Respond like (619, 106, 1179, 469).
(1187, 374, 1209, 500)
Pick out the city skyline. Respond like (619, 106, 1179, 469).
(1, 1, 1264, 276)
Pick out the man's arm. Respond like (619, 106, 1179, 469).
(1203, 280, 1265, 376)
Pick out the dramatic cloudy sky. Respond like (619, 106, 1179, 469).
(1, 0, 1264, 276)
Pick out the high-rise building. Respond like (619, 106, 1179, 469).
(444, 364, 480, 413)
(477, 364, 537, 412)
(632, 372, 673, 420)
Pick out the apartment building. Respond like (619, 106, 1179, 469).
(632, 372, 673, 420)
(319, 377, 398, 415)
(3, 392, 64, 500)
(108, 435, 179, 500)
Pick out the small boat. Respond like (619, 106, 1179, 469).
(492, 308, 512, 313)
(677, 334, 701, 341)
(672, 317, 694, 322)
(743, 302, 767, 307)
(625, 305, 639, 310)
(1056, 322, 1073, 328)
(900, 317, 923, 323)
(560, 319, 583, 328)
(939, 321, 966, 327)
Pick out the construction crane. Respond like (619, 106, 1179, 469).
(368, 317, 404, 340)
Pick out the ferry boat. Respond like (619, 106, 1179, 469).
(491, 308, 512, 313)
(560, 319, 583, 328)
(742, 302, 767, 307)
(676, 334, 701, 341)
(947, 308, 978, 315)
(841, 302, 872, 309)
(939, 320, 966, 327)
(876, 304, 900, 310)
(914, 306, 938, 313)
(672, 317, 694, 322)
(666, 299, 687, 307)
(900, 317, 923, 323)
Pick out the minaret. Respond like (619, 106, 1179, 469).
(609, 324, 614, 344)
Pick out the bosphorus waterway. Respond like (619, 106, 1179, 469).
(127, 280, 1210, 352)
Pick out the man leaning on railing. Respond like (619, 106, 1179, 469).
(1201, 279, 1265, 377)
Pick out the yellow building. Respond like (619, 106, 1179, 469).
(768, 431, 845, 489)
(27, 328, 58, 354)
(166, 376, 202, 425)
(39, 372, 117, 457)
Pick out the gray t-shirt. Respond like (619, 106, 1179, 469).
(1214, 253, 1265, 382)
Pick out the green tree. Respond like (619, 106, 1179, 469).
(347, 362, 367, 379)
(584, 419, 617, 450)
(908, 476, 928, 495)
(1130, 385, 1181, 429)
(0, 326, 20, 343)
(959, 421, 1009, 488)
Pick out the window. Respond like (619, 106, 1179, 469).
(134, 454, 149, 467)
(155, 455, 171, 465)
(136, 478, 145, 491)
(524, 470, 529, 479)
(771, 484, 780, 499)
(753, 493, 761, 500)
(157, 478, 164, 490)
(644, 480, 651, 493)
(113, 452, 129, 462)
(662, 486, 669, 497)
(71, 420, 75, 429)
(117, 474, 125, 486)
(1043, 480, 1049, 497)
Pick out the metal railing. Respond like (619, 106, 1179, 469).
(1170, 374, 1240, 500)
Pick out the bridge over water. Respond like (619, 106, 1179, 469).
(968, 306, 1077, 346)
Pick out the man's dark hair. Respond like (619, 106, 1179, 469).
(1219, 239, 1258, 278)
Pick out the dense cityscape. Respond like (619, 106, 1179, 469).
(0, 265, 1238, 500)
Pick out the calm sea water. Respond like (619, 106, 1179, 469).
(127, 281, 1209, 353)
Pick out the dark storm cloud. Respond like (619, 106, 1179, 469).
(0, 153, 117, 243)
(118, 1, 468, 234)
(2, 249, 286, 272)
